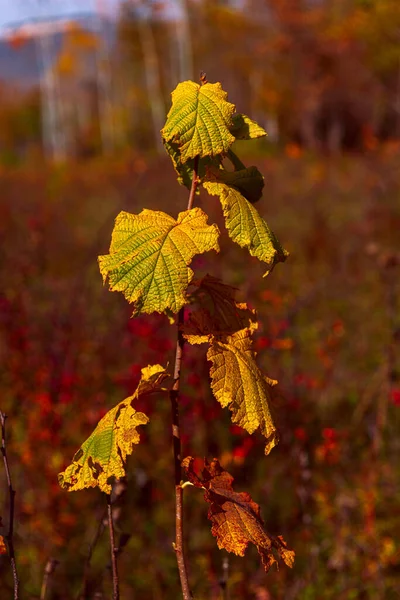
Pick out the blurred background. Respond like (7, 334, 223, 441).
(0, 0, 399, 598)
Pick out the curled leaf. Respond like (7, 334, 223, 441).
(162, 80, 236, 162)
(182, 457, 294, 572)
(58, 365, 168, 494)
(98, 208, 220, 316)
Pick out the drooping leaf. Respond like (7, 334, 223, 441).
(182, 457, 294, 572)
(182, 275, 257, 344)
(230, 113, 267, 140)
(0, 535, 6, 556)
(99, 208, 220, 316)
(209, 164, 265, 204)
(162, 80, 236, 163)
(203, 180, 288, 276)
(207, 328, 279, 455)
(58, 365, 168, 493)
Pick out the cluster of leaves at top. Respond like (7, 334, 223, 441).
(58, 77, 294, 575)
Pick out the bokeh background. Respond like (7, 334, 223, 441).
(0, 0, 400, 598)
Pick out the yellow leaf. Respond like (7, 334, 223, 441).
(230, 113, 267, 140)
(98, 208, 220, 316)
(58, 365, 168, 494)
(162, 80, 236, 163)
(203, 180, 288, 276)
(207, 328, 279, 455)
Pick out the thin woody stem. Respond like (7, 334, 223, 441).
(0, 412, 19, 599)
(170, 155, 200, 599)
(107, 494, 119, 600)
(77, 506, 107, 600)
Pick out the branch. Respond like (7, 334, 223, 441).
(0, 412, 19, 599)
(170, 156, 199, 600)
(107, 494, 119, 600)
(77, 507, 107, 600)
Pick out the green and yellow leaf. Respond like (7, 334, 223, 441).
(182, 457, 294, 572)
(162, 80, 236, 163)
(207, 328, 279, 455)
(98, 208, 220, 316)
(58, 365, 168, 493)
(230, 113, 267, 140)
(203, 180, 288, 276)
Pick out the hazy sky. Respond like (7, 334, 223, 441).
(0, 0, 121, 32)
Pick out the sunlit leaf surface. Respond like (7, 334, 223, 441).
(230, 113, 267, 140)
(162, 80, 236, 162)
(204, 180, 288, 276)
(182, 457, 294, 571)
(58, 365, 168, 493)
(207, 328, 279, 455)
(99, 208, 220, 316)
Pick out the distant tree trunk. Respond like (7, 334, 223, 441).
(36, 33, 66, 161)
(132, 0, 165, 153)
(94, 15, 116, 155)
(173, 0, 193, 82)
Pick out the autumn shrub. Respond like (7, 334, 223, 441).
(51, 75, 296, 599)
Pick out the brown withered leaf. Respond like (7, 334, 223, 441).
(182, 457, 294, 572)
(183, 274, 257, 343)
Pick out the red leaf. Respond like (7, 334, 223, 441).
(182, 457, 294, 572)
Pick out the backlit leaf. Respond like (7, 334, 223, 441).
(58, 365, 168, 494)
(99, 208, 220, 316)
(182, 457, 294, 572)
(162, 80, 236, 162)
(207, 328, 279, 455)
(230, 113, 267, 140)
(203, 180, 288, 276)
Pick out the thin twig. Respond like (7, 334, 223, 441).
(107, 494, 119, 600)
(0, 412, 19, 599)
(40, 557, 59, 600)
(170, 156, 200, 600)
(77, 507, 107, 600)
